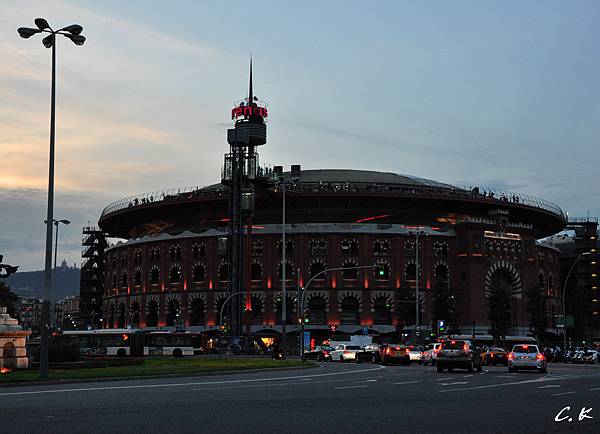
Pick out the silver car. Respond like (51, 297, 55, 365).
(329, 344, 362, 362)
(508, 344, 547, 373)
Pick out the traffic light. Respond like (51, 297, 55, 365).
(303, 308, 310, 324)
(377, 264, 385, 276)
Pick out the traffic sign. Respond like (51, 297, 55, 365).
(416, 326, 421, 331)
(362, 326, 369, 336)
(416, 331, 421, 337)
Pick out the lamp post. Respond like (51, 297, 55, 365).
(562, 251, 591, 352)
(18, 18, 86, 378)
(53, 219, 70, 269)
(281, 181, 287, 359)
(409, 230, 426, 344)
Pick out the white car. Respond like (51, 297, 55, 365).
(408, 345, 424, 364)
(508, 344, 547, 373)
(423, 343, 442, 365)
(329, 344, 363, 362)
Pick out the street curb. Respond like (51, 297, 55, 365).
(0, 362, 316, 388)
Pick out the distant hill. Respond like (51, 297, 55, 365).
(3, 261, 80, 299)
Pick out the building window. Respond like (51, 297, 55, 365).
(341, 260, 359, 280)
(121, 272, 128, 288)
(277, 240, 294, 256)
(251, 240, 264, 257)
(251, 262, 263, 281)
(340, 297, 360, 324)
(150, 248, 159, 262)
(150, 268, 160, 285)
(433, 241, 448, 258)
(341, 239, 359, 256)
(134, 270, 142, 286)
(374, 260, 390, 280)
(373, 240, 390, 256)
(405, 263, 416, 281)
(192, 264, 206, 283)
(189, 299, 205, 325)
(309, 261, 326, 280)
(277, 261, 293, 281)
(309, 239, 327, 256)
(169, 265, 182, 284)
(219, 261, 228, 281)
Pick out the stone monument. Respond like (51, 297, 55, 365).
(0, 306, 31, 371)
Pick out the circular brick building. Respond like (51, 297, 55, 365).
(97, 167, 565, 342)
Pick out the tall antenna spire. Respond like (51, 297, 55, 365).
(248, 56, 253, 103)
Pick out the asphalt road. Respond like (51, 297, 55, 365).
(2, 362, 600, 434)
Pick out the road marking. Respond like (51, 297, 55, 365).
(436, 377, 452, 381)
(439, 376, 573, 393)
(589, 387, 600, 391)
(439, 382, 468, 386)
(537, 385, 560, 389)
(463, 375, 474, 378)
(551, 391, 575, 397)
(0, 365, 385, 398)
(335, 385, 368, 390)
(393, 381, 419, 385)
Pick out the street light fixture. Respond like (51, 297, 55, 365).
(18, 18, 85, 379)
(45, 219, 70, 269)
(562, 251, 591, 352)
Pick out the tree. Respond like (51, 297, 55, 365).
(431, 281, 457, 336)
(488, 280, 512, 344)
(394, 282, 416, 341)
(0, 280, 19, 318)
(525, 284, 548, 342)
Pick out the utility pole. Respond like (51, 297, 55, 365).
(281, 182, 287, 359)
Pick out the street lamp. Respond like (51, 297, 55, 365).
(562, 251, 591, 352)
(18, 18, 85, 379)
(408, 230, 426, 344)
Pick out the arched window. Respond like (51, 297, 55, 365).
(169, 265, 182, 284)
(219, 262, 228, 281)
(277, 240, 294, 256)
(121, 272, 128, 288)
(146, 300, 158, 327)
(251, 262, 263, 281)
(189, 299, 205, 325)
(373, 240, 390, 256)
(374, 260, 390, 280)
(434, 264, 448, 284)
(340, 297, 360, 324)
(134, 270, 142, 286)
(310, 261, 325, 280)
(276, 297, 295, 325)
(538, 273, 545, 289)
(341, 239, 359, 256)
(373, 297, 391, 324)
(117, 303, 126, 328)
(405, 263, 416, 281)
(308, 297, 327, 324)
(277, 261, 293, 281)
(192, 264, 206, 282)
(251, 296, 263, 325)
(309, 239, 327, 256)
(166, 299, 180, 326)
(130, 302, 140, 328)
(111, 275, 117, 289)
(150, 268, 160, 285)
(251, 241, 263, 257)
(342, 260, 359, 280)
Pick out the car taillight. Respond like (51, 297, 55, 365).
(343, 350, 350, 354)
(490, 352, 494, 357)
(386, 348, 391, 354)
(536, 353, 545, 360)
(395, 347, 401, 351)
(463, 344, 468, 352)
(322, 351, 329, 356)
(508, 353, 514, 360)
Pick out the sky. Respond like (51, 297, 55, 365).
(1, 0, 599, 271)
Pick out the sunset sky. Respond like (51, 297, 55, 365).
(1, 0, 599, 271)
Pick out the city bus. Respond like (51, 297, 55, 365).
(58, 329, 204, 357)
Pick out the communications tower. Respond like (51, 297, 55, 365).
(221, 59, 268, 337)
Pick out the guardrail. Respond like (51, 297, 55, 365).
(99, 181, 566, 222)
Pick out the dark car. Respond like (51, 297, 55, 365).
(436, 339, 483, 373)
(371, 343, 411, 365)
(484, 347, 508, 366)
(302, 345, 333, 361)
(356, 343, 382, 363)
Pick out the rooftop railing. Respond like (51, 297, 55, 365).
(99, 180, 566, 222)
